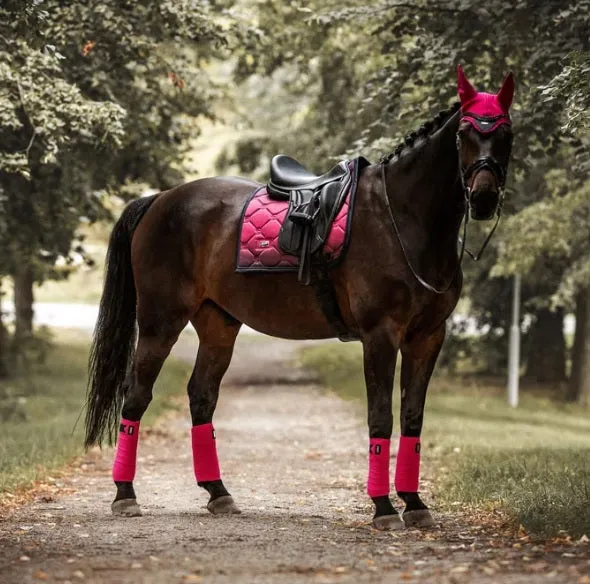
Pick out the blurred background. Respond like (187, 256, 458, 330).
(0, 0, 589, 538)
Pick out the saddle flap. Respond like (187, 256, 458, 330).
(310, 181, 346, 253)
(277, 190, 312, 255)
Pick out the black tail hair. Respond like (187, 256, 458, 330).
(84, 195, 159, 447)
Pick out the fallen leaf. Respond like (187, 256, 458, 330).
(33, 570, 48, 580)
(82, 41, 95, 56)
(182, 576, 203, 583)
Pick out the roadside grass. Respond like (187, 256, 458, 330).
(299, 342, 590, 538)
(0, 330, 191, 494)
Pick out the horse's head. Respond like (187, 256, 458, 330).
(456, 65, 514, 220)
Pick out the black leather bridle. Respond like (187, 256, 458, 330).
(461, 155, 507, 191)
(458, 150, 509, 262)
(381, 122, 511, 295)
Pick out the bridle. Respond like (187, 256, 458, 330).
(458, 111, 511, 262)
(381, 114, 511, 295)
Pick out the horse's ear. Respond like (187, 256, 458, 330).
(457, 64, 477, 105)
(497, 72, 515, 112)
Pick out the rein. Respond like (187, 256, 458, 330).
(458, 155, 505, 261)
(380, 154, 505, 295)
(380, 164, 467, 295)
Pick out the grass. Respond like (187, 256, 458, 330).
(300, 342, 590, 538)
(0, 330, 191, 494)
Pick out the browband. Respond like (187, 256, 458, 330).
(461, 112, 511, 134)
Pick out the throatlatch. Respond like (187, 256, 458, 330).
(112, 419, 140, 482)
(191, 423, 221, 483)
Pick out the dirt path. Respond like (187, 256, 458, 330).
(1, 335, 588, 584)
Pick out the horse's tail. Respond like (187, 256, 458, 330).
(84, 194, 159, 448)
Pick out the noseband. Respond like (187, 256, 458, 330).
(461, 156, 507, 191)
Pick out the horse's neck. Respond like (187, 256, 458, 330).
(384, 112, 464, 243)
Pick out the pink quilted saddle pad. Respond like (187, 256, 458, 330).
(236, 185, 353, 272)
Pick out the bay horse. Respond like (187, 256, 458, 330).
(85, 67, 514, 529)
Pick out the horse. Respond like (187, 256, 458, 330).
(85, 66, 514, 530)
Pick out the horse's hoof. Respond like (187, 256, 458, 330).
(403, 509, 436, 528)
(207, 495, 241, 515)
(372, 513, 404, 531)
(111, 498, 142, 517)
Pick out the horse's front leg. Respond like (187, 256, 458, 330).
(396, 324, 446, 528)
(361, 325, 403, 530)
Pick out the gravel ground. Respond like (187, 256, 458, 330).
(1, 334, 588, 584)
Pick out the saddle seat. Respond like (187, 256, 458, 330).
(265, 154, 352, 285)
(268, 154, 348, 194)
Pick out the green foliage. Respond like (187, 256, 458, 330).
(0, 40, 125, 177)
(0, 0, 235, 282)
(494, 172, 590, 307)
(232, 0, 589, 166)
(542, 51, 590, 134)
(300, 342, 590, 537)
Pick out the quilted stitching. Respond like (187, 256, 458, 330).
(237, 187, 351, 270)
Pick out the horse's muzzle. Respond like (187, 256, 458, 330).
(469, 188, 499, 221)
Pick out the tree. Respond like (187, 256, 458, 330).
(0, 1, 234, 358)
(542, 51, 590, 135)
(0, 0, 126, 354)
(494, 172, 590, 403)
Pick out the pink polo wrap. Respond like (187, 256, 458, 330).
(367, 438, 391, 497)
(394, 436, 421, 493)
(191, 423, 221, 483)
(112, 419, 140, 482)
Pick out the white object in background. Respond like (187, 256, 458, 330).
(507, 273, 521, 408)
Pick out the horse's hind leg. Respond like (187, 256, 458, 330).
(189, 301, 241, 515)
(396, 324, 446, 528)
(112, 307, 190, 517)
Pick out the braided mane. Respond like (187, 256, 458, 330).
(380, 101, 461, 164)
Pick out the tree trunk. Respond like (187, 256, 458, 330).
(568, 287, 590, 406)
(0, 279, 9, 378)
(524, 306, 567, 385)
(13, 264, 34, 345)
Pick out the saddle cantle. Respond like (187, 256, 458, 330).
(266, 155, 353, 284)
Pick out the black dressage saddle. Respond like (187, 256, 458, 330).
(267, 155, 352, 284)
